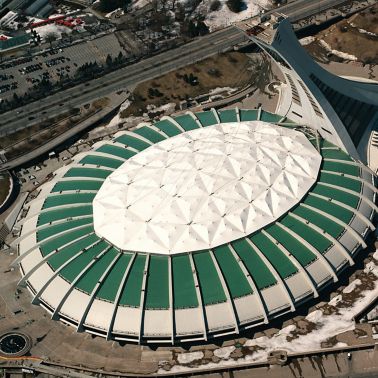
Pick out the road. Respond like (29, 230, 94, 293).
(0, 0, 357, 137)
(0, 26, 246, 137)
(267, 0, 350, 21)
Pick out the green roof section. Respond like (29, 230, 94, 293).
(303, 195, 354, 224)
(321, 148, 353, 161)
(79, 155, 123, 169)
(75, 247, 119, 294)
(213, 245, 252, 298)
(232, 239, 277, 289)
(64, 167, 112, 180)
(312, 184, 359, 208)
(280, 215, 332, 254)
(193, 251, 227, 305)
(38, 205, 93, 226)
(48, 234, 100, 271)
(195, 111, 218, 127)
(172, 254, 198, 309)
(250, 232, 298, 279)
(52, 180, 103, 193)
(39, 225, 94, 258)
(322, 160, 360, 177)
(239, 109, 258, 122)
(95, 144, 136, 160)
(218, 109, 237, 123)
(260, 111, 283, 123)
(37, 217, 93, 242)
(154, 119, 182, 137)
(115, 134, 151, 151)
(174, 114, 200, 131)
(319, 140, 338, 149)
(96, 253, 133, 302)
(59, 241, 109, 284)
(320, 171, 361, 193)
(145, 255, 169, 309)
(119, 254, 146, 307)
(43, 193, 95, 209)
(293, 205, 344, 239)
(133, 126, 166, 143)
(265, 224, 317, 266)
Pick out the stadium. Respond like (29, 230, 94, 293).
(14, 107, 377, 344)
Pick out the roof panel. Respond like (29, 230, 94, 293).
(172, 254, 198, 309)
(232, 238, 277, 289)
(213, 245, 252, 298)
(193, 251, 227, 305)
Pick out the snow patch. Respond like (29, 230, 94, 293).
(319, 40, 358, 61)
(105, 8, 124, 18)
(306, 309, 323, 323)
(146, 102, 176, 114)
(177, 351, 204, 364)
(358, 28, 378, 37)
(29, 24, 73, 40)
(208, 87, 238, 96)
(205, 0, 269, 32)
(329, 294, 342, 307)
(343, 279, 361, 294)
(299, 36, 315, 46)
(278, 324, 296, 335)
(243, 278, 378, 359)
(159, 259, 378, 374)
(213, 346, 235, 359)
(108, 100, 131, 127)
(364, 261, 378, 276)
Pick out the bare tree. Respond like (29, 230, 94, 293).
(45, 32, 58, 48)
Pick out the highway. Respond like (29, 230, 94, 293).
(0, 27, 245, 136)
(0, 0, 356, 137)
(267, 0, 350, 21)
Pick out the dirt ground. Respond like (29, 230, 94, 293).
(305, 3, 378, 64)
(121, 51, 269, 118)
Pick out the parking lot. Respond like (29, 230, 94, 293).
(0, 33, 127, 100)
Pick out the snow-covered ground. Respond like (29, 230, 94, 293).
(205, 0, 269, 31)
(107, 99, 132, 128)
(159, 252, 378, 374)
(29, 24, 73, 40)
(299, 36, 315, 46)
(319, 40, 358, 61)
(208, 87, 238, 96)
(177, 351, 204, 364)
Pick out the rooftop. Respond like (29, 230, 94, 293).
(93, 121, 321, 254)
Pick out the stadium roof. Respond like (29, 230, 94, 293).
(93, 122, 321, 254)
(15, 108, 377, 344)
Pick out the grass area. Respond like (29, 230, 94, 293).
(121, 52, 264, 118)
(0, 173, 11, 205)
(305, 4, 378, 64)
(92, 97, 110, 110)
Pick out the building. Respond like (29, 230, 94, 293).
(13, 108, 376, 344)
(0, 33, 30, 52)
(242, 17, 378, 164)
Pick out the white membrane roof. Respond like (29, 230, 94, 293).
(93, 121, 321, 254)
